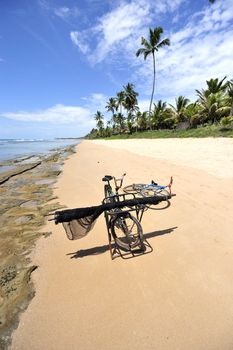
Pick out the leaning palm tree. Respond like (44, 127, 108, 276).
(136, 27, 170, 128)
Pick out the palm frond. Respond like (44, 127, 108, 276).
(136, 48, 146, 57)
(157, 38, 170, 49)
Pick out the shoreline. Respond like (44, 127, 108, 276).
(9, 139, 233, 350)
(0, 144, 78, 350)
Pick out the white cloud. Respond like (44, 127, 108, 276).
(70, 0, 186, 64)
(54, 7, 70, 18)
(70, 31, 89, 54)
(1, 94, 109, 126)
(38, 1, 79, 19)
(81, 93, 108, 112)
(54, 6, 79, 18)
(1, 104, 94, 125)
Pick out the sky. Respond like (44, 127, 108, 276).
(0, 0, 233, 139)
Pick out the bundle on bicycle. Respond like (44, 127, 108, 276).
(53, 173, 175, 259)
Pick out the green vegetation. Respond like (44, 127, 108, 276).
(86, 27, 233, 140)
(100, 125, 233, 139)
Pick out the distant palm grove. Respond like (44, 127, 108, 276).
(88, 27, 233, 139)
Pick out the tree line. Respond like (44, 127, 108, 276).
(88, 25, 233, 138)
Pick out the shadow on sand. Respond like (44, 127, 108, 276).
(67, 226, 177, 259)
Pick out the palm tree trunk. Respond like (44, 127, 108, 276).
(230, 101, 233, 116)
(148, 52, 156, 130)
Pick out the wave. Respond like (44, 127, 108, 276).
(0, 138, 50, 143)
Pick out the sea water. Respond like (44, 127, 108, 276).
(0, 139, 81, 162)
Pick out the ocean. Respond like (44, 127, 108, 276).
(0, 139, 81, 162)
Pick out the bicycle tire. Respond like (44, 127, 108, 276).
(110, 212, 144, 251)
(141, 187, 171, 210)
(123, 183, 146, 194)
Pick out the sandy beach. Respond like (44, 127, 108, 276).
(10, 139, 233, 350)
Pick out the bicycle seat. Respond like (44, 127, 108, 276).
(102, 175, 113, 182)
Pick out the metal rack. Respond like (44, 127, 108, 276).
(102, 193, 153, 259)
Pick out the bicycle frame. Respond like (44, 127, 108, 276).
(102, 174, 151, 259)
(149, 176, 173, 194)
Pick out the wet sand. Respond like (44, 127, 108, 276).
(0, 147, 76, 350)
(11, 139, 233, 350)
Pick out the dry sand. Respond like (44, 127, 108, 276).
(11, 139, 233, 350)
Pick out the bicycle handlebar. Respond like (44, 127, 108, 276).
(114, 173, 126, 191)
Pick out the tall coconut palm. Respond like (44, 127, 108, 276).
(94, 110, 104, 135)
(106, 98, 117, 132)
(123, 83, 138, 113)
(105, 97, 117, 115)
(116, 91, 125, 115)
(116, 113, 125, 134)
(136, 27, 170, 128)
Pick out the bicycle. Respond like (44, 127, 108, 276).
(123, 177, 173, 210)
(102, 173, 145, 252)
(53, 175, 173, 259)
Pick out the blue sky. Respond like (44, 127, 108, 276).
(0, 0, 233, 139)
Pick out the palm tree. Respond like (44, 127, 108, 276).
(134, 111, 142, 132)
(116, 113, 125, 134)
(170, 96, 190, 123)
(152, 100, 167, 129)
(136, 27, 170, 128)
(138, 111, 148, 131)
(94, 110, 104, 136)
(116, 91, 125, 115)
(196, 77, 228, 101)
(105, 97, 117, 115)
(123, 83, 138, 113)
(227, 79, 233, 116)
(196, 91, 230, 124)
(206, 77, 227, 94)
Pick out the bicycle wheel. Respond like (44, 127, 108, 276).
(123, 183, 146, 194)
(111, 212, 144, 251)
(141, 186, 171, 210)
